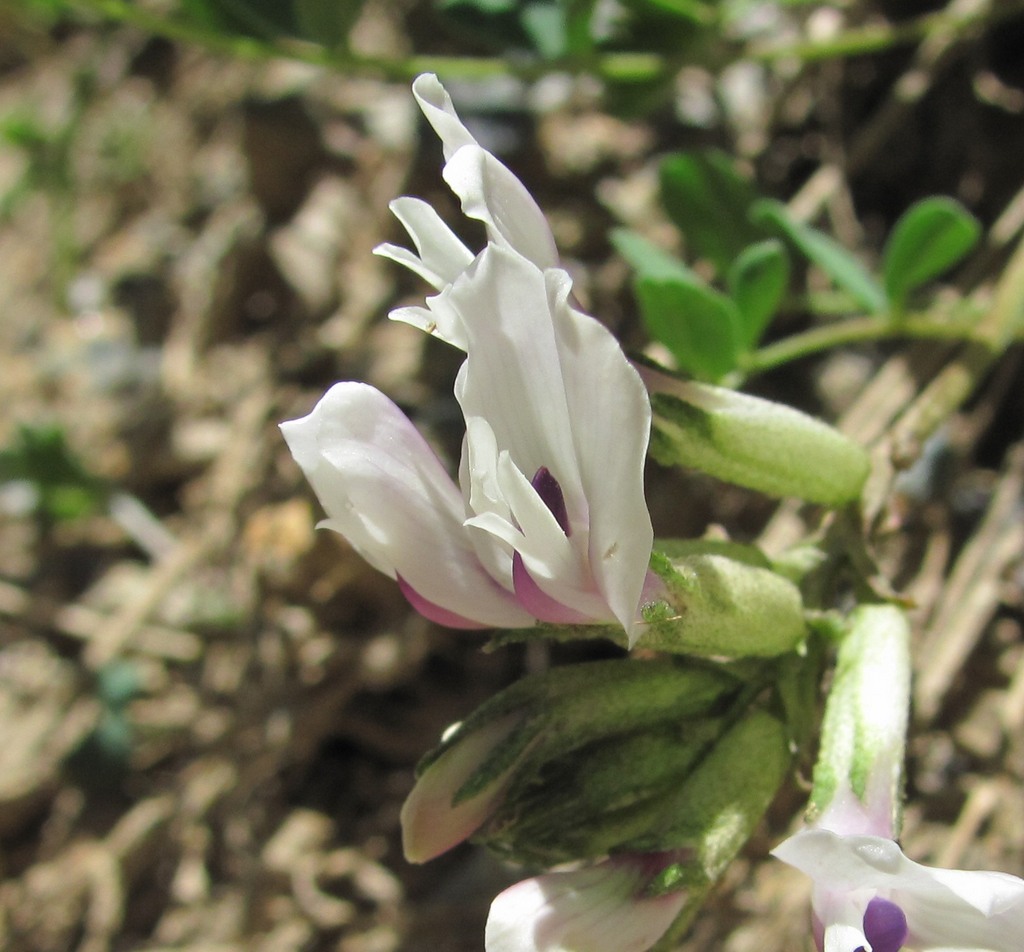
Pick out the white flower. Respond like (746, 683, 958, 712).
(282, 77, 653, 635)
(485, 855, 686, 952)
(772, 828, 1024, 952)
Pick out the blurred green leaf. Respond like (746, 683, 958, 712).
(660, 151, 764, 276)
(882, 197, 981, 311)
(751, 199, 886, 314)
(0, 424, 106, 521)
(635, 277, 742, 381)
(610, 228, 696, 284)
(177, 0, 364, 46)
(727, 239, 790, 348)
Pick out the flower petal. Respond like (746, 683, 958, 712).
(773, 829, 1024, 952)
(374, 196, 475, 292)
(443, 144, 559, 271)
(485, 861, 685, 952)
(544, 269, 653, 637)
(401, 713, 524, 863)
(280, 382, 532, 628)
(411, 73, 558, 270)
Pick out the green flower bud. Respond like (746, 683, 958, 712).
(631, 709, 791, 890)
(482, 718, 725, 865)
(808, 604, 911, 839)
(639, 544, 806, 657)
(641, 367, 869, 506)
(402, 659, 739, 863)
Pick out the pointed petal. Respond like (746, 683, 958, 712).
(280, 382, 532, 628)
(412, 73, 478, 162)
(485, 861, 684, 952)
(374, 196, 474, 291)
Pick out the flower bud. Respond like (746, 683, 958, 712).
(628, 710, 790, 885)
(808, 604, 911, 838)
(401, 659, 739, 863)
(639, 543, 806, 657)
(640, 366, 869, 506)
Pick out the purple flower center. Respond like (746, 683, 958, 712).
(532, 467, 570, 536)
(861, 897, 908, 952)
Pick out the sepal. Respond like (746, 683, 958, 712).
(638, 544, 806, 657)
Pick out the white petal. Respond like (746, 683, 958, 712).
(388, 297, 468, 350)
(544, 270, 653, 635)
(374, 196, 474, 291)
(280, 382, 532, 628)
(443, 144, 558, 271)
(412, 73, 478, 162)
(773, 829, 1024, 952)
(485, 862, 684, 952)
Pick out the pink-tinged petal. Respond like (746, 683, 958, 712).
(401, 713, 524, 863)
(485, 860, 685, 952)
(396, 576, 490, 630)
(512, 553, 593, 625)
(280, 382, 532, 629)
(447, 245, 650, 630)
(374, 196, 475, 293)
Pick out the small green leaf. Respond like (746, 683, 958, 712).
(882, 197, 981, 310)
(660, 151, 763, 275)
(610, 228, 696, 284)
(635, 278, 742, 381)
(726, 239, 790, 348)
(752, 199, 886, 314)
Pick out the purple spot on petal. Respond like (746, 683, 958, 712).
(396, 575, 491, 629)
(863, 897, 908, 952)
(532, 467, 571, 536)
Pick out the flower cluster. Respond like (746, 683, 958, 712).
(283, 77, 1024, 952)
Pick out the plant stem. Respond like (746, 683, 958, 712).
(741, 314, 984, 376)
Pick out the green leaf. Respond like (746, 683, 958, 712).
(660, 151, 763, 275)
(0, 424, 106, 521)
(610, 228, 696, 284)
(882, 197, 981, 310)
(752, 199, 886, 314)
(294, 0, 365, 46)
(635, 277, 742, 381)
(726, 239, 789, 348)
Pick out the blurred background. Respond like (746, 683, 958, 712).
(1, 1, 1023, 949)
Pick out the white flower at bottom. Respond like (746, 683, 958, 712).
(485, 855, 686, 952)
(772, 828, 1024, 952)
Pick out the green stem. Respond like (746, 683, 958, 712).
(748, 0, 1024, 64)
(741, 315, 983, 376)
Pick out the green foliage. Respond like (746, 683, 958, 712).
(751, 198, 887, 314)
(0, 424, 107, 521)
(178, 0, 364, 47)
(727, 239, 789, 349)
(659, 151, 763, 277)
(882, 197, 981, 312)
